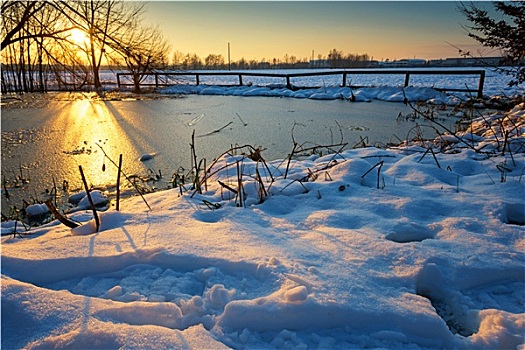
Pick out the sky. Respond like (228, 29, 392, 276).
(141, 1, 497, 63)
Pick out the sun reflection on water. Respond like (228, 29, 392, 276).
(2, 94, 424, 217)
(48, 98, 142, 191)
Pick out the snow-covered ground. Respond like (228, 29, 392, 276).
(2, 95, 524, 349)
(154, 67, 522, 104)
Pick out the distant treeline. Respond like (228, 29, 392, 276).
(171, 49, 372, 70)
(2, 1, 511, 94)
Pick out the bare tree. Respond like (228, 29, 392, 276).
(1, 1, 49, 49)
(109, 24, 171, 93)
(183, 53, 202, 70)
(172, 50, 186, 69)
(204, 54, 225, 69)
(237, 57, 247, 70)
(1, 1, 86, 92)
(1, 0, 174, 93)
(56, 0, 144, 90)
(328, 48, 344, 68)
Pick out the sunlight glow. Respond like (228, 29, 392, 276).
(49, 98, 140, 189)
(143, 2, 488, 61)
(69, 28, 90, 47)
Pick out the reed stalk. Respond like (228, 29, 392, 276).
(116, 154, 122, 211)
(79, 165, 100, 232)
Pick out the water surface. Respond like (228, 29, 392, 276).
(1, 95, 452, 214)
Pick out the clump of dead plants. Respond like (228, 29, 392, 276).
(393, 90, 524, 189)
(4, 94, 523, 236)
(183, 121, 350, 209)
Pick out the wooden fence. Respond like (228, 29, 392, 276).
(116, 69, 486, 98)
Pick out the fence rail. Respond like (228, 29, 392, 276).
(116, 69, 486, 98)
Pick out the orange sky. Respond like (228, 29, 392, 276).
(143, 1, 495, 62)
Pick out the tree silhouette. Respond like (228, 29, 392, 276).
(1, 1, 88, 92)
(57, 0, 145, 90)
(109, 25, 171, 93)
(1, 1, 48, 49)
(459, 1, 525, 86)
(1, 0, 170, 93)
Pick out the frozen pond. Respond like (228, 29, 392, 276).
(2, 94, 457, 215)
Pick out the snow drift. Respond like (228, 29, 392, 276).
(2, 102, 524, 349)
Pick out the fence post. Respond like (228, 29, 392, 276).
(114, 70, 488, 96)
(477, 70, 485, 98)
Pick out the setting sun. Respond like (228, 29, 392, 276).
(69, 28, 89, 47)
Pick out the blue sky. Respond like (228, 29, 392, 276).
(142, 1, 495, 62)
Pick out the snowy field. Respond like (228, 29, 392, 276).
(2, 86, 524, 350)
(145, 67, 524, 104)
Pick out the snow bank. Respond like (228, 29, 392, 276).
(2, 103, 524, 349)
(163, 84, 466, 105)
(68, 190, 109, 209)
(159, 68, 524, 104)
(24, 203, 49, 217)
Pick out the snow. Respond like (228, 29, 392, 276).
(139, 153, 155, 162)
(157, 68, 523, 104)
(76, 190, 110, 209)
(2, 97, 525, 348)
(24, 203, 49, 217)
(162, 84, 468, 105)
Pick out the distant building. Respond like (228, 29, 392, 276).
(307, 56, 509, 69)
(428, 57, 501, 67)
(378, 59, 427, 68)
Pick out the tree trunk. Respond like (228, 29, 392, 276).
(133, 73, 141, 93)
